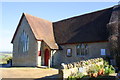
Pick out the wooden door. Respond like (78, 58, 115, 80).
(44, 49, 50, 66)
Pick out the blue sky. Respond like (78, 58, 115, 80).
(1, 2, 118, 52)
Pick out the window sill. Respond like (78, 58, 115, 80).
(66, 55, 72, 57)
(76, 55, 86, 57)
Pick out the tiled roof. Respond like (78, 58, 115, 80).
(53, 7, 113, 44)
(24, 13, 58, 49)
(12, 5, 120, 49)
(11, 13, 58, 49)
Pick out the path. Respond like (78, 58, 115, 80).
(0, 67, 60, 80)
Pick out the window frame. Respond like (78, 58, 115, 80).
(101, 49, 106, 55)
(18, 30, 29, 54)
(66, 48, 72, 57)
(76, 44, 88, 57)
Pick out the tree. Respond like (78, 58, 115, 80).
(107, 5, 120, 69)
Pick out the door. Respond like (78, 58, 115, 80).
(44, 49, 50, 66)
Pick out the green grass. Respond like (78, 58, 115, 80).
(0, 53, 12, 64)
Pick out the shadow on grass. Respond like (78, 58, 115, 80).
(0, 60, 12, 68)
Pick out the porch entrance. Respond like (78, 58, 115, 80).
(44, 49, 50, 66)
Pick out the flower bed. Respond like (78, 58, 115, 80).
(59, 58, 116, 79)
(59, 58, 104, 78)
(68, 60, 115, 80)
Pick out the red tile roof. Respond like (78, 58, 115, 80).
(11, 13, 58, 49)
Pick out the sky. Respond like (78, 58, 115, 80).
(0, 2, 118, 52)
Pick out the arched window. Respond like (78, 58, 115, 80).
(76, 44, 88, 56)
(85, 44, 88, 55)
(76, 45, 81, 55)
(18, 31, 29, 53)
(66, 48, 72, 57)
(81, 44, 85, 55)
(26, 35, 29, 51)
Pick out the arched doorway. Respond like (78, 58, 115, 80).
(44, 49, 50, 66)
